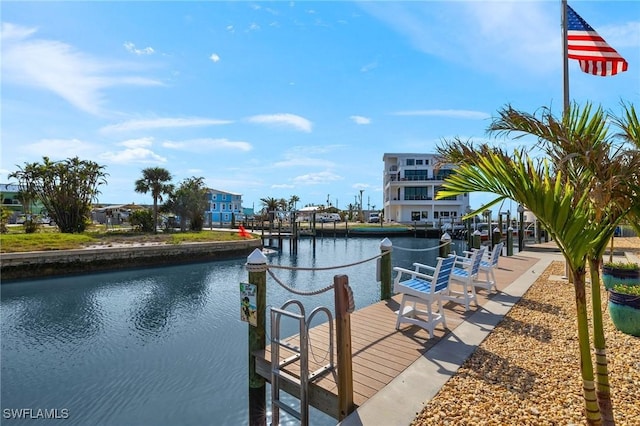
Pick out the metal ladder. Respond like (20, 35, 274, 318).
(269, 300, 334, 426)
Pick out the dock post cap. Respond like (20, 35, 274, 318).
(247, 248, 267, 264)
(440, 232, 451, 241)
(473, 230, 482, 235)
(380, 237, 393, 249)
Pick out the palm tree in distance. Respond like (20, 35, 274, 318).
(135, 167, 174, 234)
(260, 197, 280, 223)
(288, 195, 300, 211)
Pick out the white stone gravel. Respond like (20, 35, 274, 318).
(412, 256, 640, 426)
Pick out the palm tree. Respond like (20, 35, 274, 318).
(437, 103, 640, 425)
(288, 195, 300, 211)
(487, 103, 640, 424)
(260, 197, 280, 223)
(135, 167, 173, 234)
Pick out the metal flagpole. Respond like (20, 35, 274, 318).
(562, 0, 570, 116)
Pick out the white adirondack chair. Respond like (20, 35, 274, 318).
(392, 255, 456, 338)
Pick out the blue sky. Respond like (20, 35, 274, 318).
(2, 1, 639, 212)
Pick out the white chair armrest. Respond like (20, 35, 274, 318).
(412, 262, 437, 272)
(393, 267, 435, 282)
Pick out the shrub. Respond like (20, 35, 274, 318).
(129, 209, 155, 233)
(611, 283, 640, 296)
(603, 261, 639, 271)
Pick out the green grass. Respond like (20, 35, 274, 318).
(0, 233, 97, 252)
(0, 228, 256, 253)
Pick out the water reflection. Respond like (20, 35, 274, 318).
(129, 267, 211, 340)
(1, 237, 464, 426)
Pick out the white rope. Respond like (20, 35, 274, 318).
(393, 241, 450, 252)
(267, 269, 335, 296)
(268, 252, 386, 271)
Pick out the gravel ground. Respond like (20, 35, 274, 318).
(412, 237, 640, 426)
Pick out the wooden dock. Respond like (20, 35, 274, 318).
(254, 254, 541, 419)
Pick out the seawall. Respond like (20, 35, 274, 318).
(0, 239, 262, 282)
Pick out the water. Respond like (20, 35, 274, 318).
(1, 236, 465, 426)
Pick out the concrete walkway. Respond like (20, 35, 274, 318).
(339, 249, 563, 426)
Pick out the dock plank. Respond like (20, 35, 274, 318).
(254, 254, 540, 419)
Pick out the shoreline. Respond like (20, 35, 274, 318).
(0, 239, 262, 282)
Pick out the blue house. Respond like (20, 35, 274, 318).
(206, 188, 244, 225)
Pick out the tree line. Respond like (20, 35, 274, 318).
(5, 162, 208, 234)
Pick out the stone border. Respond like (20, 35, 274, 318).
(1, 239, 262, 282)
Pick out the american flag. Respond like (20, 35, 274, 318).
(566, 4, 628, 76)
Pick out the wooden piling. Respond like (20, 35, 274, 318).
(334, 275, 354, 420)
(507, 227, 514, 256)
(379, 238, 392, 300)
(439, 232, 451, 258)
(246, 249, 267, 426)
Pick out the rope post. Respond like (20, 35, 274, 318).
(472, 230, 482, 249)
(246, 249, 267, 426)
(492, 227, 501, 250)
(380, 238, 393, 300)
(439, 232, 451, 258)
(506, 227, 514, 256)
(334, 275, 354, 420)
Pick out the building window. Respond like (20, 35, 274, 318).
(212, 203, 216, 210)
(404, 186, 430, 200)
(221, 203, 226, 211)
(416, 159, 423, 165)
(434, 212, 439, 219)
(434, 186, 457, 201)
(411, 211, 420, 221)
(406, 159, 415, 166)
(421, 211, 429, 219)
(435, 169, 454, 180)
(404, 169, 429, 181)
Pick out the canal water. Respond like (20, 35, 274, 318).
(1, 236, 465, 426)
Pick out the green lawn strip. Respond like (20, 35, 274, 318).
(0, 233, 97, 253)
(0, 230, 256, 253)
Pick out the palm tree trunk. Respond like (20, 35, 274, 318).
(589, 257, 615, 425)
(573, 268, 602, 426)
(153, 197, 158, 234)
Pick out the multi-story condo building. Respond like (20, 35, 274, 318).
(206, 188, 244, 225)
(382, 153, 469, 225)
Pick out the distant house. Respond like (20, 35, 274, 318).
(92, 204, 146, 225)
(382, 153, 469, 225)
(1, 183, 48, 223)
(206, 189, 243, 225)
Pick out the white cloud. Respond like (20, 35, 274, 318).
(1, 22, 37, 40)
(119, 137, 154, 149)
(1, 23, 163, 115)
(247, 113, 312, 132)
(101, 117, 233, 133)
(350, 115, 371, 125)
(22, 138, 100, 159)
(360, 62, 378, 73)
(209, 53, 220, 63)
(271, 183, 295, 189)
(162, 138, 252, 152)
(100, 147, 167, 164)
(273, 157, 334, 168)
(392, 109, 491, 120)
(293, 171, 343, 185)
(124, 42, 155, 55)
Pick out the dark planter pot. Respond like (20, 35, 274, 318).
(608, 290, 640, 337)
(602, 265, 640, 290)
